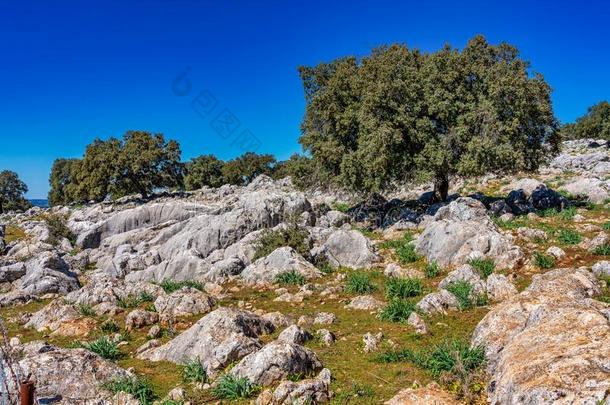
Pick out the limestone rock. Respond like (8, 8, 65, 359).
(320, 230, 379, 269)
(385, 382, 460, 405)
(153, 287, 215, 320)
(277, 325, 312, 345)
(345, 295, 384, 311)
(125, 309, 158, 331)
(256, 368, 331, 405)
(362, 332, 383, 353)
(241, 247, 322, 285)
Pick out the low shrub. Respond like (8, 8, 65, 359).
(533, 252, 555, 269)
(253, 224, 310, 260)
(85, 336, 120, 360)
(158, 280, 203, 294)
(557, 229, 582, 245)
(378, 299, 416, 323)
(100, 320, 120, 334)
(102, 376, 156, 405)
(182, 359, 207, 384)
(212, 375, 259, 400)
(345, 272, 376, 294)
(424, 261, 441, 278)
(275, 270, 306, 286)
(467, 258, 495, 279)
(385, 278, 423, 299)
(43, 214, 76, 246)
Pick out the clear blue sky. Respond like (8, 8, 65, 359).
(1, 0, 609, 198)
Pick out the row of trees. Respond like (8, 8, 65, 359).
(561, 101, 610, 140)
(48, 131, 314, 206)
(298, 35, 560, 201)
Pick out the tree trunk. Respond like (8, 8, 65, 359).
(433, 174, 449, 202)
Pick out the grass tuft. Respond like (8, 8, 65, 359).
(445, 281, 475, 310)
(84, 336, 120, 360)
(275, 270, 306, 286)
(253, 224, 310, 260)
(77, 303, 96, 317)
(182, 359, 207, 384)
(100, 320, 120, 334)
(557, 229, 582, 245)
(102, 376, 156, 405)
(385, 278, 423, 299)
(424, 261, 441, 278)
(345, 271, 376, 294)
(467, 258, 495, 279)
(533, 252, 555, 269)
(377, 299, 416, 323)
(212, 375, 259, 400)
(158, 280, 203, 294)
(593, 244, 610, 256)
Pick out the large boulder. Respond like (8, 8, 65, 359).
(230, 341, 323, 387)
(559, 177, 610, 203)
(9, 341, 131, 403)
(18, 251, 80, 295)
(153, 287, 216, 320)
(138, 307, 274, 377)
(256, 368, 332, 405)
(319, 230, 379, 269)
(415, 198, 523, 268)
(472, 268, 610, 404)
(240, 247, 322, 285)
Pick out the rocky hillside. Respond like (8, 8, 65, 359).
(0, 139, 609, 404)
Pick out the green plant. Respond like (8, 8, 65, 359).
(117, 292, 156, 309)
(275, 270, 306, 286)
(345, 271, 376, 294)
(100, 320, 120, 334)
(212, 375, 259, 400)
(158, 280, 203, 294)
(557, 229, 582, 245)
(102, 376, 156, 404)
(182, 359, 207, 384)
(602, 221, 610, 231)
(593, 244, 610, 256)
(538, 208, 559, 218)
(378, 233, 414, 250)
(424, 261, 441, 278)
(77, 304, 96, 317)
(396, 243, 420, 264)
(253, 224, 310, 260)
(316, 260, 334, 275)
(467, 258, 495, 279)
(43, 214, 76, 246)
(533, 252, 555, 269)
(332, 202, 351, 213)
(445, 281, 474, 310)
(385, 278, 423, 299)
(378, 299, 416, 323)
(559, 206, 577, 220)
(85, 336, 120, 360)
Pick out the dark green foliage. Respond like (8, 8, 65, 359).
(182, 359, 207, 384)
(533, 252, 555, 269)
(385, 278, 423, 299)
(43, 214, 75, 246)
(345, 271, 376, 294)
(299, 35, 559, 200)
(275, 270, 306, 286)
(253, 224, 310, 260)
(468, 258, 495, 279)
(602, 222, 610, 231)
(212, 375, 259, 400)
(593, 244, 610, 256)
(184, 154, 225, 190)
(48, 159, 81, 206)
(158, 280, 203, 294)
(85, 336, 120, 360)
(222, 152, 276, 186)
(378, 299, 416, 323)
(100, 320, 120, 334)
(557, 229, 582, 245)
(0, 170, 30, 213)
(561, 101, 610, 140)
(425, 261, 441, 278)
(271, 154, 318, 189)
(102, 376, 157, 404)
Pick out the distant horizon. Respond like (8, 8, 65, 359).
(2, 0, 609, 199)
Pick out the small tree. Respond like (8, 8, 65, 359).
(0, 171, 30, 213)
(562, 101, 610, 140)
(48, 158, 81, 206)
(299, 35, 560, 201)
(184, 154, 225, 190)
(222, 152, 276, 185)
(272, 153, 318, 189)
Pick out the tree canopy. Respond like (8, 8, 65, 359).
(184, 154, 225, 190)
(221, 152, 276, 186)
(298, 35, 560, 200)
(0, 170, 30, 213)
(561, 101, 610, 140)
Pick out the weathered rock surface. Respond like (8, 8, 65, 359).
(345, 295, 384, 311)
(138, 307, 274, 376)
(230, 341, 323, 386)
(385, 382, 460, 405)
(319, 229, 379, 269)
(153, 287, 215, 320)
(472, 268, 610, 404)
(241, 247, 322, 285)
(256, 368, 332, 405)
(415, 198, 523, 268)
(277, 325, 312, 345)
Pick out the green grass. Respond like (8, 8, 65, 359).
(158, 280, 203, 294)
(492, 216, 527, 230)
(181, 359, 207, 384)
(274, 270, 306, 286)
(557, 229, 582, 245)
(385, 278, 423, 299)
(377, 299, 417, 323)
(378, 233, 413, 250)
(84, 336, 120, 360)
(424, 261, 441, 278)
(212, 375, 259, 400)
(445, 281, 476, 310)
(76, 303, 96, 317)
(102, 376, 157, 405)
(559, 206, 577, 220)
(467, 258, 495, 279)
(593, 244, 610, 256)
(533, 252, 555, 269)
(538, 208, 559, 218)
(117, 291, 156, 309)
(332, 202, 351, 213)
(345, 271, 376, 294)
(397, 243, 420, 264)
(601, 222, 610, 231)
